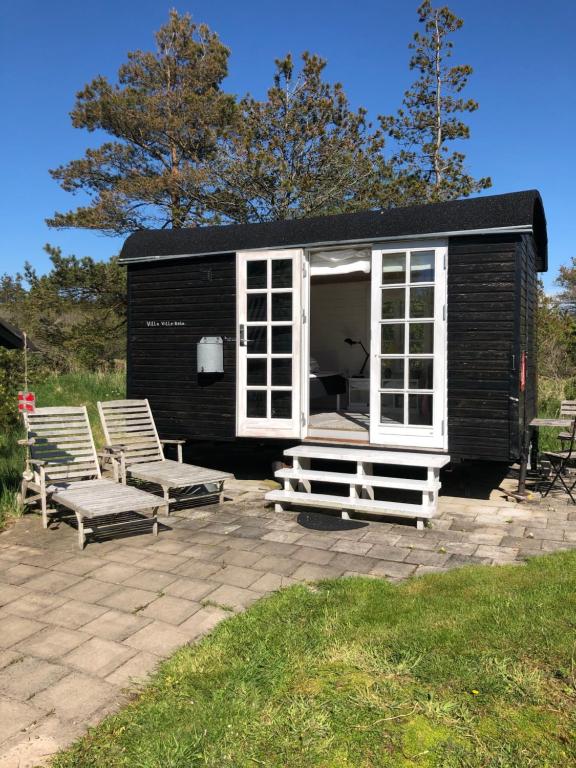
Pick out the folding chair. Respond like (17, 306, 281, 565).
(541, 417, 576, 503)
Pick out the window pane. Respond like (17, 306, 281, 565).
(381, 287, 405, 320)
(409, 359, 433, 389)
(272, 292, 292, 321)
(408, 394, 433, 425)
(409, 323, 433, 354)
(247, 390, 266, 418)
(247, 359, 267, 386)
(381, 359, 404, 389)
(380, 393, 404, 425)
(247, 261, 267, 289)
(410, 286, 434, 318)
(247, 293, 267, 321)
(382, 253, 406, 284)
(272, 259, 292, 288)
(272, 358, 292, 386)
(410, 251, 435, 283)
(271, 391, 292, 419)
(272, 326, 292, 353)
(381, 324, 405, 355)
(247, 326, 267, 354)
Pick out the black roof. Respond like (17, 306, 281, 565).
(120, 190, 547, 271)
(0, 317, 37, 350)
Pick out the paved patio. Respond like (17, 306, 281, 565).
(0, 474, 575, 767)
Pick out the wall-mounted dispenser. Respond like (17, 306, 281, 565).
(197, 336, 224, 373)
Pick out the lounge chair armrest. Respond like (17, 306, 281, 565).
(28, 458, 46, 467)
(103, 444, 126, 454)
(160, 439, 185, 463)
(17, 438, 35, 447)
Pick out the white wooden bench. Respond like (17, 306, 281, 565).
(98, 399, 233, 513)
(266, 444, 450, 529)
(20, 406, 167, 548)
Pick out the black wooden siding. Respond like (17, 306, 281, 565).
(516, 234, 539, 449)
(127, 234, 539, 462)
(127, 254, 237, 441)
(447, 235, 520, 461)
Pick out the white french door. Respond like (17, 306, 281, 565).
(236, 249, 303, 438)
(370, 241, 447, 449)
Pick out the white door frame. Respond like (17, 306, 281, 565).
(370, 240, 448, 450)
(236, 248, 304, 439)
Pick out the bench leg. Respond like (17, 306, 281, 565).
(152, 511, 159, 537)
(162, 486, 170, 515)
(341, 510, 351, 520)
(274, 503, 284, 513)
(76, 514, 86, 550)
(41, 491, 49, 529)
(416, 519, 425, 531)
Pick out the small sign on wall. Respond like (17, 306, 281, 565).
(520, 351, 526, 393)
(18, 391, 35, 413)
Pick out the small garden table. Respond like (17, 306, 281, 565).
(517, 417, 572, 497)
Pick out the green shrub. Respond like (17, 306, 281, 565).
(0, 348, 24, 432)
(564, 377, 576, 401)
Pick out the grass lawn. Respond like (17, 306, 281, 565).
(53, 553, 576, 768)
(0, 370, 124, 530)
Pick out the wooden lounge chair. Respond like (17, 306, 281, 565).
(98, 399, 232, 513)
(19, 406, 167, 548)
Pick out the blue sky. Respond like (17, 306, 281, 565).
(1, 0, 574, 289)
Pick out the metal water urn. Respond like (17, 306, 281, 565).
(197, 336, 224, 373)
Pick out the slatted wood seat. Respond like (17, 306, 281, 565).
(559, 401, 576, 443)
(98, 399, 233, 513)
(20, 406, 167, 548)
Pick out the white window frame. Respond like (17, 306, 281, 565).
(236, 249, 303, 439)
(369, 240, 448, 450)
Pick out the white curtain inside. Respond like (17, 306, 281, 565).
(309, 248, 371, 276)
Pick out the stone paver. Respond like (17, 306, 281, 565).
(0, 616, 45, 649)
(30, 672, 119, 721)
(63, 637, 136, 678)
(81, 609, 152, 642)
(1, 471, 576, 765)
(140, 595, 200, 625)
(124, 621, 191, 656)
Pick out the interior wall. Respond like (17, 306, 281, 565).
(310, 279, 370, 376)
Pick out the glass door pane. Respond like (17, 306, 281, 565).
(370, 243, 446, 449)
(238, 250, 302, 438)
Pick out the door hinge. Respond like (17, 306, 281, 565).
(441, 419, 445, 436)
(302, 308, 307, 324)
(301, 412, 306, 427)
(443, 252, 447, 270)
(443, 305, 446, 321)
(302, 262, 307, 279)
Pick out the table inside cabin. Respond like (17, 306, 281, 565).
(517, 417, 572, 496)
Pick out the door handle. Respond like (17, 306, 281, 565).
(239, 324, 249, 347)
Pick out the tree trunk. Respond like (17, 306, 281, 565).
(433, 9, 443, 195)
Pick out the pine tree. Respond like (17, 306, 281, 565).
(0, 247, 127, 369)
(380, 1, 491, 203)
(47, 11, 236, 235)
(210, 53, 390, 223)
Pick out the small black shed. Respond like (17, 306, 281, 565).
(119, 190, 547, 464)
